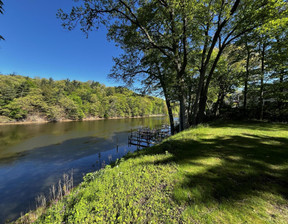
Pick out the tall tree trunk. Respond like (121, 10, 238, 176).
(163, 87, 175, 135)
(244, 42, 250, 111)
(213, 90, 224, 116)
(197, 85, 207, 124)
(178, 12, 189, 131)
(159, 72, 175, 135)
(259, 76, 264, 120)
(259, 43, 265, 120)
(197, 47, 224, 124)
(276, 38, 284, 112)
(176, 73, 189, 131)
(277, 73, 284, 112)
(187, 84, 193, 125)
(165, 98, 175, 135)
(219, 91, 225, 113)
(179, 92, 188, 131)
(192, 69, 205, 125)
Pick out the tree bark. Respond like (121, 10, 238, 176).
(162, 84, 175, 135)
(158, 69, 175, 135)
(277, 73, 284, 112)
(213, 89, 225, 117)
(197, 47, 224, 123)
(192, 69, 205, 125)
(219, 91, 225, 113)
(179, 90, 188, 131)
(197, 85, 207, 123)
(259, 43, 265, 120)
(165, 98, 175, 135)
(244, 41, 250, 111)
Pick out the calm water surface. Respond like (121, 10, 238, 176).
(0, 117, 168, 223)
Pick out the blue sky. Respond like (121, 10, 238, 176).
(0, 0, 123, 86)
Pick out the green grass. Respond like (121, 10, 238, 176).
(18, 121, 288, 223)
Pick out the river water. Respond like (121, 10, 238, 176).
(0, 117, 168, 223)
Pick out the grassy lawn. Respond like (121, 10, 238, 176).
(18, 121, 288, 223)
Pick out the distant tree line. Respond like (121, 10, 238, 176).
(0, 74, 169, 122)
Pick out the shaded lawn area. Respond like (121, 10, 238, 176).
(20, 121, 288, 223)
(126, 121, 288, 223)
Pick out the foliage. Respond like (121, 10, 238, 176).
(0, 0, 4, 40)
(17, 121, 288, 223)
(57, 0, 288, 128)
(0, 74, 167, 122)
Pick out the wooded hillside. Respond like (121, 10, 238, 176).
(0, 74, 168, 122)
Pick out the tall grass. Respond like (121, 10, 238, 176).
(16, 170, 74, 224)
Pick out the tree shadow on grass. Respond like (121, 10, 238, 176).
(128, 133, 288, 207)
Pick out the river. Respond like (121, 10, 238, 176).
(0, 117, 169, 223)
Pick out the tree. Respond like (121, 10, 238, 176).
(58, 0, 288, 128)
(0, 0, 4, 41)
(210, 46, 245, 116)
(239, 33, 257, 111)
(110, 48, 177, 134)
(0, 74, 166, 122)
(268, 31, 288, 117)
(191, 0, 287, 124)
(57, 0, 196, 131)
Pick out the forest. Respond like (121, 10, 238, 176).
(57, 0, 288, 133)
(0, 74, 168, 122)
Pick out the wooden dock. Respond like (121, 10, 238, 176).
(128, 125, 170, 148)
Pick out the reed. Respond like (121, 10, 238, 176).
(15, 170, 74, 224)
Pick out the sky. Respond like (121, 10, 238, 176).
(0, 0, 123, 86)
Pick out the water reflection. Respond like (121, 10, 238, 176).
(0, 117, 168, 223)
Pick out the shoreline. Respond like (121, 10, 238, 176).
(0, 114, 166, 126)
(13, 121, 288, 223)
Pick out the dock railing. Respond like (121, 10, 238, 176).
(128, 125, 171, 148)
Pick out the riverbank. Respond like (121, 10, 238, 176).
(15, 121, 288, 223)
(0, 117, 169, 223)
(0, 114, 166, 126)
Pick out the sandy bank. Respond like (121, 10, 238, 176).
(0, 114, 166, 126)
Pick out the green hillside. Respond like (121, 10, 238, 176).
(0, 74, 167, 122)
